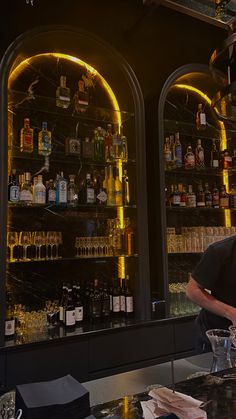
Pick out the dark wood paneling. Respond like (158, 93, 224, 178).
(174, 319, 196, 353)
(0, 352, 6, 391)
(89, 324, 174, 372)
(5, 339, 89, 388)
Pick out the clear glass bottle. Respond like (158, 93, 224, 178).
(19, 172, 33, 205)
(20, 118, 34, 153)
(56, 75, 70, 109)
(211, 139, 219, 169)
(195, 139, 205, 169)
(186, 184, 196, 208)
(184, 144, 195, 169)
(34, 174, 46, 204)
(196, 103, 206, 130)
(67, 174, 78, 207)
(56, 172, 67, 205)
(38, 121, 52, 156)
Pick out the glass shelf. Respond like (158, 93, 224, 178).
(166, 206, 234, 211)
(8, 89, 135, 125)
(164, 118, 221, 139)
(8, 203, 137, 210)
(7, 254, 139, 264)
(165, 167, 236, 176)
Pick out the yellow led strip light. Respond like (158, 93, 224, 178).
(174, 84, 231, 227)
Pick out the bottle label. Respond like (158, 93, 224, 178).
(175, 146, 182, 166)
(97, 190, 107, 202)
(35, 190, 46, 204)
(41, 133, 51, 152)
(5, 319, 15, 336)
(75, 306, 83, 322)
(10, 186, 20, 202)
(59, 181, 67, 203)
(200, 113, 206, 125)
(112, 296, 120, 312)
(66, 309, 75, 326)
(20, 190, 33, 202)
(187, 196, 196, 207)
(24, 133, 32, 146)
(48, 189, 56, 203)
(164, 151, 172, 162)
(220, 197, 229, 208)
(59, 306, 64, 322)
(173, 195, 181, 205)
(185, 153, 195, 168)
(120, 295, 125, 311)
(212, 160, 219, 168)
(87, 188, 95, 203)
(126, 296, 134, 313)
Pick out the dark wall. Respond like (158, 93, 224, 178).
(1, 0, 227, 301)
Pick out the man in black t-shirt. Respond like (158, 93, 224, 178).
(186, 235, 236, 352)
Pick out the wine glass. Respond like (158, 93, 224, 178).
(46, 231, 56, 259)
(32, 231, 46, 260)
(45, 300, 59, 329)
(19, 231, 32, 261)
(54, 231, 62, 259)
(7, 231, 18, 262)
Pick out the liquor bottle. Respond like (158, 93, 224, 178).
(38, 121, 52, 157)
(222, 149, 232, 169)
(186, 184, 196, 208)
(196, 103, 206, 130)
(9, 169, 20, 203)
(90, 279, 102, 321)
(32, 176, 38, 203)
(94, 127, 105, 162)
(164, 137, 172, 170)
(82, 137, 94, 160)
(68, 175, 78, 207)
(5, 292, 15, 338)
(74, 285, 84, 323)
(74, 80, 89, 113)
(112, 278, 121, 318)
(230, 184, 236, 208)
(169, 135, 175, 169)
(124, 217, 134, 256)
(179, 184, 187, 207)
(114, 167, 123, 206)
(125, 275, 134, 318)
(105, 124, 113, 161)
(56, 172, 67, 205)
(85, 173, 95, 204)
(212, 183, 220, 208)
(219, 185, 229, 208)
(196, 181, 205, 207)
(172, 184, 181, 207)
(121, 133, 128, 162)
(204, 183, 212, 208)
(107, 165, 116, 206)
(232, 150, 236, 169)
(174, 132, 182, 168)
(111, 129, 122, 160)
(120, 278, 126, 317)
(20, 118, 34, 153)
(65, 287, 76, 329)
(56, 75, 70, 109)
(34, 175, 46, 204)
(122, 169, 130, 205)
(195, 139, 205, 169)
(101, 281, 110, 319)
(59, 285, 68, 324)
(47, 179, 56, 204)
(96, 174, 107, 205)
(19, 172, 33, 205)
(184, 144, 195, 169)
(210, 139, 219, 169)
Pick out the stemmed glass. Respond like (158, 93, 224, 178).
(46, 231, 55, 259)
(45, 300, 59, 329)
(54, 231, 62, 259)
(32, 231, 46, 260)
(7, 231, 18, 262)
(19, 231, 32, 261)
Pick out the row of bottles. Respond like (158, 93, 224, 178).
(56, 75, 88, 113)
(164, 134, 236, 171)
(166, 182, 236, 209)
(8, 167, 130, 206)
(20, 118, 128, 163)
(5, 277, 134, 338)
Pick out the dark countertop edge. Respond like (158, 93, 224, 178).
(0, 314, 196, 352)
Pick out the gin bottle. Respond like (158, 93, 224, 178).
(56, 172, 67, 205)
(56, 76, 70, 109)
(9, 169, 20, 203)
(38, 121, 52, 156)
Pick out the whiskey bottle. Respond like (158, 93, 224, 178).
(38, 121, 52, 156)
(195, 139, 205, 169)
(68, 174, 78, 207)
(184, 144, 195, 169)
(122, 169, 130, 205)
(74, 80, 89, 113)
(82, 137, 94, 160)
(204, 183, 212, 208)
(210, 139, 219, 168)
(196, 182, 205, 207)
(219, 185, 229, 208)
(85, 173, 95, 204)
(186, 184, 196, 208)
(172, 184, 181, 207)
(34, 174, 46, 204)
(20, 118, 33, 153)
(9, 169, 20, 203)
(56, 75, 70, 109)
(212, 183, 220, 208)
(222, 149, 232, 169)
(124, 217, 134, 256)
(179, 184, 187, 207)
(47, 179, 56, 204)
(174, 132, 182, 168)
(20, 172, 33, 205)
(196, 103, 206, 130)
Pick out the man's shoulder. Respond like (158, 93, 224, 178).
(208, 235, 236, 254)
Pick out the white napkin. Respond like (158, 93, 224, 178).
(140, 387, 207, 419)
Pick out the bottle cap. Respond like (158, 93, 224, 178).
(42, 121, 48, 129)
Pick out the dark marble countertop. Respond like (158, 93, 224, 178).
(91, 367, 236, 418)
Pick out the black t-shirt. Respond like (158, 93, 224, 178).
(192, 235, 236, 332)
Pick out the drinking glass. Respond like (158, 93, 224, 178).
(19, 231, 32, 261)
(46, 231, 56, 259)
(7, 231, 18, 262)
(33, 231, 46, 260)
(45, 300, 59, 328)
(54, 231, 62, 259)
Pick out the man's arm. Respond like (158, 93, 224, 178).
(186, 276, 236, 325)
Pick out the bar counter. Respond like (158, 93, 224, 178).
(91, 366, 236, 418)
